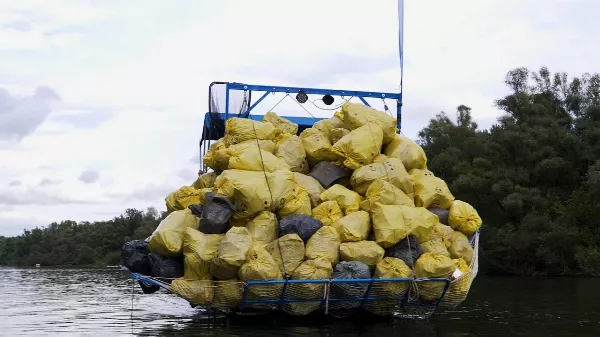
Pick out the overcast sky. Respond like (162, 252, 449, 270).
(0, 0, 597, 236)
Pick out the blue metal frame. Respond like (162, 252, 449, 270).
(213, 82, 403, 131)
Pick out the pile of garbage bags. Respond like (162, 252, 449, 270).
(121, 102, 482, 315)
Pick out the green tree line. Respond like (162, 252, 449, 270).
(1, 66, 599, 276)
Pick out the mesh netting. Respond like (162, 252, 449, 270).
(439, 232, 480, 308)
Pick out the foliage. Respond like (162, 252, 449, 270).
(418, 66, 600, 276)
(0, 207, 163, 267)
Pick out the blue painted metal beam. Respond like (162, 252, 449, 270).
(227, 82, 401, 100)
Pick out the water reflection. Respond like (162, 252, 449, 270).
(0, 268, 598, 336)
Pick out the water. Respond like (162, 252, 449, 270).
(0, 268, 598, 336)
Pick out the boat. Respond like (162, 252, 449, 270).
(130, 0, 481, 319)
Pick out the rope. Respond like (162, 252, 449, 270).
(251, 123, 288, 278)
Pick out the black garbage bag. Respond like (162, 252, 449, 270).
(121, 240, 151, 275)
(198, 193, 234, 234)
(308, 161, 352, 189)
(427, 207, 449, 225)
(385, 235, 423, 267)
(188, 204, 203, 217)
(279, 214, 323, 242)
(330, 261, 371, 299)
(147, 253, 184, 282)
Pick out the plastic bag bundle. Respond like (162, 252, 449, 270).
(370, 203, 408, 248)
(332, 123, 383, 170)
(246, 211, 278, 245)
(414, 253, 455, 301)
(299, 128, 344, 166)
(214, 169, 296, 219)
(266, 234, 305, 276)
(448, 200, 482, 236)
(360, 180, 414, 212)
(420, 238, 450, 257)
(314, 114, 344, 140)
(262, 111, 299, 135)
(171, 279, 214, 305)
(226, 141, 291, 172)
(275, 133, 309, 173)
(212, 278, 244, 309)
(331, 210, 371, 242)
(182, 227, 224, 280)
(239, 245, 284, 298)
(305, 226, 341, 266)
(340, 102, 397, 144)
(293, 173, 325, 208)
(311, 201, 343, 226)
(277, 186, 312, 218)
(384, 134, 427, 171)
(339, 241, 385, 268)
(192, 171, 219, 189)
(429, 223, 455, 243)
(223, 118, 279, 146)
(279, 214, 323, 242)
(410, 169, 455, 209)
(330, 261, 371, 303)
(365, 257, 413, 316)
(351, 158, 413, 196)
(148, 209, 200, 257)
(320, 184, 363, 214)
(329, 128, 350, 144)
(427, 207, 450, 225)
(173, 186, 203, 210)
(198, 193, 234, 234)
(447, 231, 474, 264)
(203, 139, 230, 172)
(287, 258, 333, 315)
(147, 253, 184, 280)
(400, 205, 438, 243)
(210, 227, 253, 280)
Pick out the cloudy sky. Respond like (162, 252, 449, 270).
(0, 0, 596, 236)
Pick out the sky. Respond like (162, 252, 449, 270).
(0, 0, 597, 236)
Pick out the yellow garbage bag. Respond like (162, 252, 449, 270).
(212, 278, 244, 309)
(223, 118, 279, 146)
(293, 173, 325, 208)
(182, 227, 224, 280)
(192, 171, 219, 189)
(350, 158, 413, 196)
(266, 234, 305, 275)
(399, 205, 438, 243)
(226, 141, 291, 172)
(203, 139, 230, 171)
(320, 184, 363, 214)
(299, 128, 344, 166)
(239, 244, 284, 298)
(420, 238, 450, 257)
(329, 127, 350, 144)
(246, 211, 278, 245)
(288, 258, 333, 315)
(331, 210, 371, 242)
(447, 231, 474, 264)
(214, 169, 296, 219)
(360, 180, 414, 212)
(339, 241, 385, 268)
(341, 102, 397, 145)
(262, 111, 299, 135)
(311, 201, 343, 226)
(448, 200, 482, 236)
(275, 133, 309, 173)
(229, 217, 246, 227)
(370, 203, 408, 248)
(148, 209, 200, 256)
(314, 115, 344, 140)
(332, 123, 383, 170)
(171, 278, 214, 305)
(410, 169, 455, 209)
(174, 186, 202, 209)
(165, 191, 180, 213)
(277, 185, 312, 218)
(414, 253, 455, 301)
(429, 223, 455, 244)
(374, 257, 412, 296)
(305, 226, 341, 266)
(238, 139, 277, 153)
(372, 154, 388, 163)
(210, 227, 253, 280)
(384, 134, 427, 171)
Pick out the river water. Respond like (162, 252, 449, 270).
(0, 268, 598, 336)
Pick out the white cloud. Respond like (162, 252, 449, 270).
(0, 0, 598, 236)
